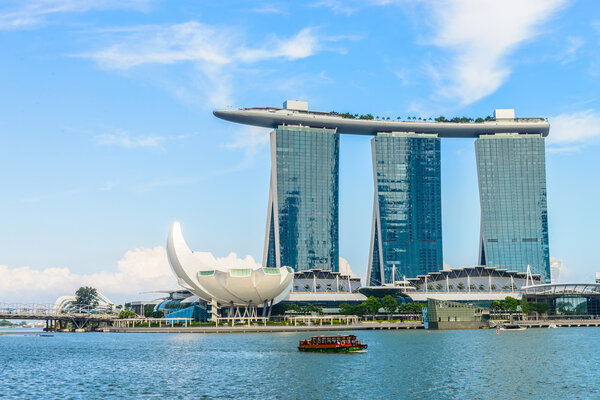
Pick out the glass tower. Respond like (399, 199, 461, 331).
(264, 125, 340, 272)
(476, 134, 550, 282)
(367, 133, 443, 285)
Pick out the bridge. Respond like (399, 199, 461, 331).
(0, 303, 116, 331)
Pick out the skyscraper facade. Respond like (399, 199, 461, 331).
(367, 133, 443, 285)
(476, 134, 550, 282)
(264, 125, 340, 272)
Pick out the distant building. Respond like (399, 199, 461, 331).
(360, 265, 541, 303)
(476, 131, 550, 282)
(427, 299, 489, 330)
(522, 283, 600, 316)
(282, 269, 365, 310)
(367, 132, 443, 285)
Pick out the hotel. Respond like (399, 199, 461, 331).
(214, 102, 551, 284)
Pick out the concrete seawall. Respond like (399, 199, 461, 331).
(107, 322, 423, 334)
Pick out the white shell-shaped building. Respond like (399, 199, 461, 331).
(166, 222, 293, 308)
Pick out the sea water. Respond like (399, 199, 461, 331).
(1, 327, 599, 399)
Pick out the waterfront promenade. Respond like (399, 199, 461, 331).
(108, 320, 423, 333)
(107, 319, 600, 333)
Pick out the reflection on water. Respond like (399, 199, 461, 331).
(1, 328, 599, 399)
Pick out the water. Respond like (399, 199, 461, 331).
(1, 327, 599, 399)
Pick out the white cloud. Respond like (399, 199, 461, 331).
(94, 129, 164, 149)
(547, 109, 600, 151)
(559, 36, 584, 65)
(250, 5, 286, 15)
(237, 28, 321, 62)
(311, 1, 358, 16)
(77, 22, 346, 108)
(423, 0, 566, 105)
(224, 126, 270, 158)
(84, 22, 231, 70)
(0, 0, 151, 30)
(338, 257, 354, 277)
(0, 246, 261, 304)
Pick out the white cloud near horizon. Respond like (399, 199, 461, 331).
(0, 247, 262, 305)
(0, 0, 151, 30)
(547, 109, 600, 152)
(423, 0, 566, 106)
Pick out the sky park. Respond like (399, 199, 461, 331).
(2, 101, 600, 333)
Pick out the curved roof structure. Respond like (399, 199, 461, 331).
(213, 107, 550, 138)
(53, 291, 113, 313)
(522, 283, 600, 295)
(166, 222, 293, 306)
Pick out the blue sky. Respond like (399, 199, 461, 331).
(1, 0, 599, 304)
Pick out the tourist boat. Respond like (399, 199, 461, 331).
(298, 335, 367, 353)
(499, 324, 527, 331)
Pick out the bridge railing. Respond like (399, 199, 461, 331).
(0, 303, 57, 315)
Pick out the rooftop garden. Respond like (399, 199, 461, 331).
(329, 111, 494, 123)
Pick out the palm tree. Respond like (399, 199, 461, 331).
(457, 283, 465, 291)
(436, 283, 443, 291)
(478, 284, 485, 291)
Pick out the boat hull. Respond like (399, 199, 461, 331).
(298, 345, 367, 353)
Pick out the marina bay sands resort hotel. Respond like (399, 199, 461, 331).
(214, 101, 551, 285)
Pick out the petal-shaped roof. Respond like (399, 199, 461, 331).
(167, 222, 292, 306)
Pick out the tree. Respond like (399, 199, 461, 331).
(435, 283, 443, 291)
(532, 302, 550, 315)
(457, 283, 465, 291)
(73, 286, 99, 309)
(503, 296, 518, 313)
(338, 303, 354, 315)
(118, 310, 136, 319)
(124, 302, 132, 310)
(339, 303, 366, 317)
(381, 295, 398, 317)
(363, 296, 382, 320)
(400, 302, 424, 314)
(144, 304, 156, 317)
(478, 284, 485, 291)
(520, 299, 531, 314)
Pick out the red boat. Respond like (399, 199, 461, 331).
(298, 335, 367, 353)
